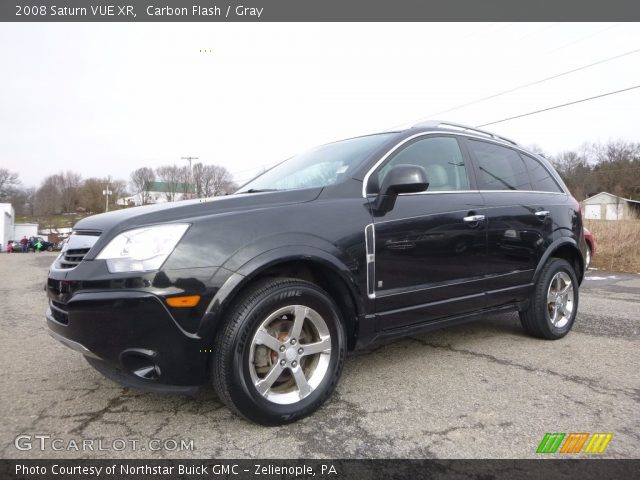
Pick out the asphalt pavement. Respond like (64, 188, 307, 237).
(0, 252, 638, 459)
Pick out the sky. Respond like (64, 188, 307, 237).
(1, 22, 639, 188)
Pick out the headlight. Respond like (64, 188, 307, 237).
(96, 224, 190, 273)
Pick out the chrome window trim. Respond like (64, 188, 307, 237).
(391, 190, 568, 197)
(365, 189, 567, 199)
(411, 120, 519, 146)
(361, 131, 568, 197)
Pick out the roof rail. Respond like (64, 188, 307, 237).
(411, 120, 519, 146)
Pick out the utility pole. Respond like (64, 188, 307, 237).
(181, 156, 198, 199)
(102, 182, 112, 212)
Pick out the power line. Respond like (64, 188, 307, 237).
(545, 23, 620, 55)
(476, 84, 640, 128)
(423, 47, 640, 119)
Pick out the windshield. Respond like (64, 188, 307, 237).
(237, 133, 395, 193)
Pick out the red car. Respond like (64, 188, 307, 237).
(584, 227, 595, 269)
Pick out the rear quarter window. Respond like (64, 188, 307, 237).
(520, 153, 563, 193)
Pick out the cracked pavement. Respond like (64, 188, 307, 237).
(1, 253, 638, 459)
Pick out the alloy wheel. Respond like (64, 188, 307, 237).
(546, 271, 574, 328)
(248, 305, 332, 405)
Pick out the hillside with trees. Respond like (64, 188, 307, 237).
(3, 162, 236, 229)
(549, 140, 640, 201)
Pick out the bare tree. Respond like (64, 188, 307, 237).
(59, 171, 82, 213)
(0, 168, 20, 201)
(201, 165, 236, 197)
(35, 175, 63, 216)
(177, 165, 192, 199)
(79, 178, 106, 213)
(130, 167, 156, 205)
(78, 178, 128, 213)
(23, 187, 36, 216)
(156, 165, 188, 202)
(110, 179, 128, 207)
(192, 163, 205, 198)
(33, 171, 82, 215)
(7, 186, 35, 216)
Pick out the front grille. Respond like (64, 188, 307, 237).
(50, 300, 69, 325)
(60, 248, 91, 269)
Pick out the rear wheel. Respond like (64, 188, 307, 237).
(585, 244, 592, 269)
(520, 258, 578, 339)
(212, 278, 346, 425)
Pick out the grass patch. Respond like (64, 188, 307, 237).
(584, 219, 640, 273)
(16, 214, 86, 229)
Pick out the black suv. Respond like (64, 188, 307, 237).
(31, 236, 56, 252)
(46, 121, 587, 425)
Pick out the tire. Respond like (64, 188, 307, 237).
(47, 246, 53, 252)
(585, 245, 592, 270)
(211, 278, 346, 425)
(520, 258, 579, 340)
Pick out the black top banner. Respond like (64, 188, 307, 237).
(2, 0, 640, 22)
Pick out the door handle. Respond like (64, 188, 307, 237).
(463, 214, 485, 223)
(535, 210, 550, 218)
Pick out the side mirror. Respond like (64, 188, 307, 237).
(374, 164, 429, 213)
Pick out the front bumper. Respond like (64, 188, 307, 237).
(46, 286, 210, 389)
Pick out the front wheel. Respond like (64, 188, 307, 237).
(520, 258, 579, 340)
(212, 278, 346, 425)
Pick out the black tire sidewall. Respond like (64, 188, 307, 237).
(539, 259, 579, 338)
(224, 282, 345, 424)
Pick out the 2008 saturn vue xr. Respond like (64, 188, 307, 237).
(47, 121, 587, 425)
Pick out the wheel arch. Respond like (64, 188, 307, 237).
(205, 247, 365, 351)
(534, 238, 585, 286)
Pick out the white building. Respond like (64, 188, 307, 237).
(0, 203, 14, 250)
(14, 223, 39, 240)
(582, 192, 640, 220)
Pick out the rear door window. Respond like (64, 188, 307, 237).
(466, 139, 532, 191)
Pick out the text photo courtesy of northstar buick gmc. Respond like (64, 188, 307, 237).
(46, 121, 588, 425)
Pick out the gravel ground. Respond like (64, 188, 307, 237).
(0, 252, 638, 459)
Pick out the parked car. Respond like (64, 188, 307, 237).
(30, 236, 55, 252)
(7, 240, 21, 252)
(46, 121, 588, 425)
(583, 227, 595, 269)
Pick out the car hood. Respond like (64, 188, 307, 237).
(73, 188, 323, 233)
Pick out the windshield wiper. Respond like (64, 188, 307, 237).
(237, 188, 280, 194)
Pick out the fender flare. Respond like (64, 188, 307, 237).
(202, 244, 365, 336)
(533, 237, 584, 285)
